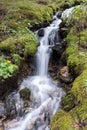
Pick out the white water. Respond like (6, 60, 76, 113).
(6, 8, 74, 130)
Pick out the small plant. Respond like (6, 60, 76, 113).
(0, 56, 18, 79)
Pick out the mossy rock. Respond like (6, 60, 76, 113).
(71, 69, 87, 103)
(17, 32, 38, 57)
(62, 92, 75, 111)
(66, 28, 87, 76)
(70, 99, 87, 129)
(51, 110, 75, 130)
(19, 87, 31, 100)
(79, 29, 87, 48)
(0, 37, 16, 53)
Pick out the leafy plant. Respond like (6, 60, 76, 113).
(0, 56, 18, 79)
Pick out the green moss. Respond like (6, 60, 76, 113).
(71, 69, 87, 103)
(0, 37, 16, 53)
(62, 92, 75, 111)
(66, 28, 87, 75)
(12, 54, 23, 67)
(18, 32, 38, 57)
(79, 29, 87, 48)
(51, 110, 75, 130)
(70, 99, 87, 129)
(20, 87, 31, 100)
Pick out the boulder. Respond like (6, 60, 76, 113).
(19, 87, 31, 100)
(62, 92, 75, 111)
(59, 66, 73, 83)
(37, 28, 44, 37)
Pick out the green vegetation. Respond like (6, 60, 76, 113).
(0, 0, 54, 79)
(0, 0, 87, 129)
(0, 56, 18, 79)
(17, 32, 38, 57)
(0, 37, 16, 53)
(51, 4, 87, 130)
(51, 110, 75, 130)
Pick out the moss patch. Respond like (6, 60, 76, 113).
(17, 32, 38, 57)
(51, 110, 75, 130)
(0, 37, 16, 53)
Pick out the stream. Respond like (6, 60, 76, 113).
(4, 7, 74, 130)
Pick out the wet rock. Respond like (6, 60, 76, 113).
(5, 92, 20, 117)
(53, 43, 63, 56)
(48, 29, 60, 46)
(57, 12, 62, 19)
(59, 66, 73, 83)
(59, 27, 68, 38)
(0, 74, 18, 99)
(28, 121, 36, 130)
(38, 28, 44, 37)
(19, 87, 31, 100)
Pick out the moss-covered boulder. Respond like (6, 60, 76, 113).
(62, 92, 75, 111)
(70, 99, 87, 129)
(0, 37, 16, 53)
(19, 87, 31, 101)
(17, 32, 38, 57)
(71, 69, 87, 103)
(51, 110, 75, 130)
(65, 27, 87, 76)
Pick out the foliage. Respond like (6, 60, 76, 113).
(0, 56, 18, 79)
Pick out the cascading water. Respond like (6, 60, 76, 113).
(5, 7, 74, 130)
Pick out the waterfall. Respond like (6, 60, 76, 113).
(6, 7, 74, 130)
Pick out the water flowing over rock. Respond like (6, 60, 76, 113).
(37, 28, 45, 37)
(4, 7, 75, 130)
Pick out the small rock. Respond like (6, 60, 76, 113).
(57, 12, 62, 19)
(38, 28, 44, 37)
(59, 66, 73, 83)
